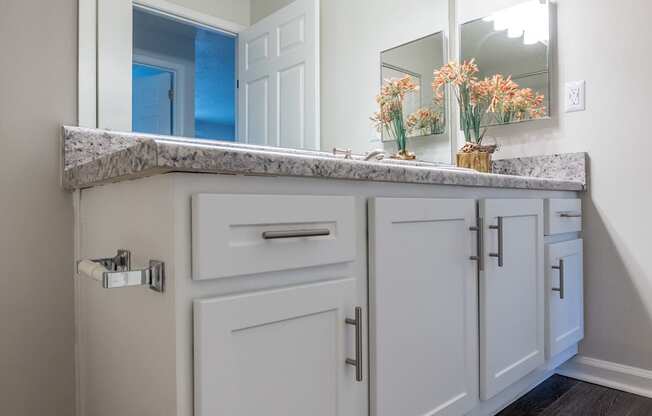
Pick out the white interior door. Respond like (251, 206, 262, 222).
(369, 198, 479, 416)
(480, 199, 544, 400)
(194, 279, 362, 416)
(238, 0, 319, 149)
(546, 239, 584, 358)
(132, 67, 173, 135)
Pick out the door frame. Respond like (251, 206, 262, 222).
(78, 0, 245, 132)
(133, 51, 188, 137)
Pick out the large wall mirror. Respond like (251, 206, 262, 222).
(460, 0, 551, 126)
(380, 32, 447, 142)
(79, 0, 555, 163)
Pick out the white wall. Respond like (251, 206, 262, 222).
(460, 0, 652, 371)
(0, 1, 76, 414)
(321, 0, 451, 161)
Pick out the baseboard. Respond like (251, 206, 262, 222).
(556, 355, 652, 398)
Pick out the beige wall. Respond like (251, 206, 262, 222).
(0, 1, 76, 415)
(250, 0, 293, 23)
(460, 0, 652, 371)
(167, 0, 250, 26)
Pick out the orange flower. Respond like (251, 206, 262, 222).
(406, 107, 445, 135)
(432, 59, 479, 99)
(370, 75, 419, 136)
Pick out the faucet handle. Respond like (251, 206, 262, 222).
(332, 147, 353, 159)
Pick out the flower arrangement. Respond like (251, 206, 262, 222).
(432, 59, 546, 146)
(370, 60, 546, 166)
(432, 59, 546, 171)
(370, 75, 419, 159)
(406, 105, 445, 137)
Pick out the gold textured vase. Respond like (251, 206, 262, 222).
(456, 151, 492, 173)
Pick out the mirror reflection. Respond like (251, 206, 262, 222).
(92, 0, 453, 163)
(133, 8, 237, 140)
(460, 0, 551, 126)
(380, 32, 447, 141)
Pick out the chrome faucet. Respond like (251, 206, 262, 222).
(363, 149, 388, 161)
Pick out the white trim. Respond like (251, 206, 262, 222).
(557, 355, 652, 398)
(78, 0, 97, 128)
(133, 50, 191, 137)
(133, 0, 247, 34)
(73, 189, 83, 416)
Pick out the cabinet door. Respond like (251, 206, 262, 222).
(546, 239, 584, 358)
(194, 279, 363, 416)
(480, 199, 544, 400)
(369, 198, 479, 416)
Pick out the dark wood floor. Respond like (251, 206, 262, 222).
(498, 375, 652, 416)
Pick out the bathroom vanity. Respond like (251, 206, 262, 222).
(66, 127, 586, 416)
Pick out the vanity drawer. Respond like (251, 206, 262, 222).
(545, 199, 582, 235)
(192, 194, 356, 280)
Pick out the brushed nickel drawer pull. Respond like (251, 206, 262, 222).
(552, 259, 565, 299)
(469, 217, 484, 271)
(558, 212, 582, 218)
(346, 306, 363, 382)
(262, 229, 331, 240)
(489, 217, 504, 267)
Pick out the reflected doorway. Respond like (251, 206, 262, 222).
(132, 63, 174, 135)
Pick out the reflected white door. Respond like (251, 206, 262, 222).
(238, 0, 319, 149)
(132, 65, 173, 135)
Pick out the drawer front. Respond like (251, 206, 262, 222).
(192, 194, 356, 280)
(545, 199, 582, 235)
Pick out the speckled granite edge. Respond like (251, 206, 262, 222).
(62, 126, 585, 192)
(493, 153, 587, 186)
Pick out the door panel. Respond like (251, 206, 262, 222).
(480, 199, 544, 400)
(132, 65, 173, 135)
(546, 239, 584, 358)
(369, 198, 479, 416)
(238, 0, 319, 149)
(194, 279, 360, 416)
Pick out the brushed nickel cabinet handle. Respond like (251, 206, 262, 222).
(262, 229, 330, 240)
(489, 217, 504, 267)
(552, 259, 565, 299)
(346, 306, 363, 382)
(558, 212, 582, 218)
(469, 217, 484, 271)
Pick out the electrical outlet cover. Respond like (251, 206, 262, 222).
(565, 80, 586, 113)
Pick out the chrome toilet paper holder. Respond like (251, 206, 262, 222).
(80, 249, 165, 293)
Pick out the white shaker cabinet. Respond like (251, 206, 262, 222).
(368, 198, 479, 416)
(194, 278, 363, 416)
(479, 199, 545, 400)
(75, 172, 582, 416)
(546, 239, 584, 358)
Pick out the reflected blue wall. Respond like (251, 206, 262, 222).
(195, 29, 236, 141)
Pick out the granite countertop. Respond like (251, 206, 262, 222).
(61, 126, 587, 191)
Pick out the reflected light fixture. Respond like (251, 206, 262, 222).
(483, 0, 549, 45)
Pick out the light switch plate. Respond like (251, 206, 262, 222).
(565, 80, 586, 113)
